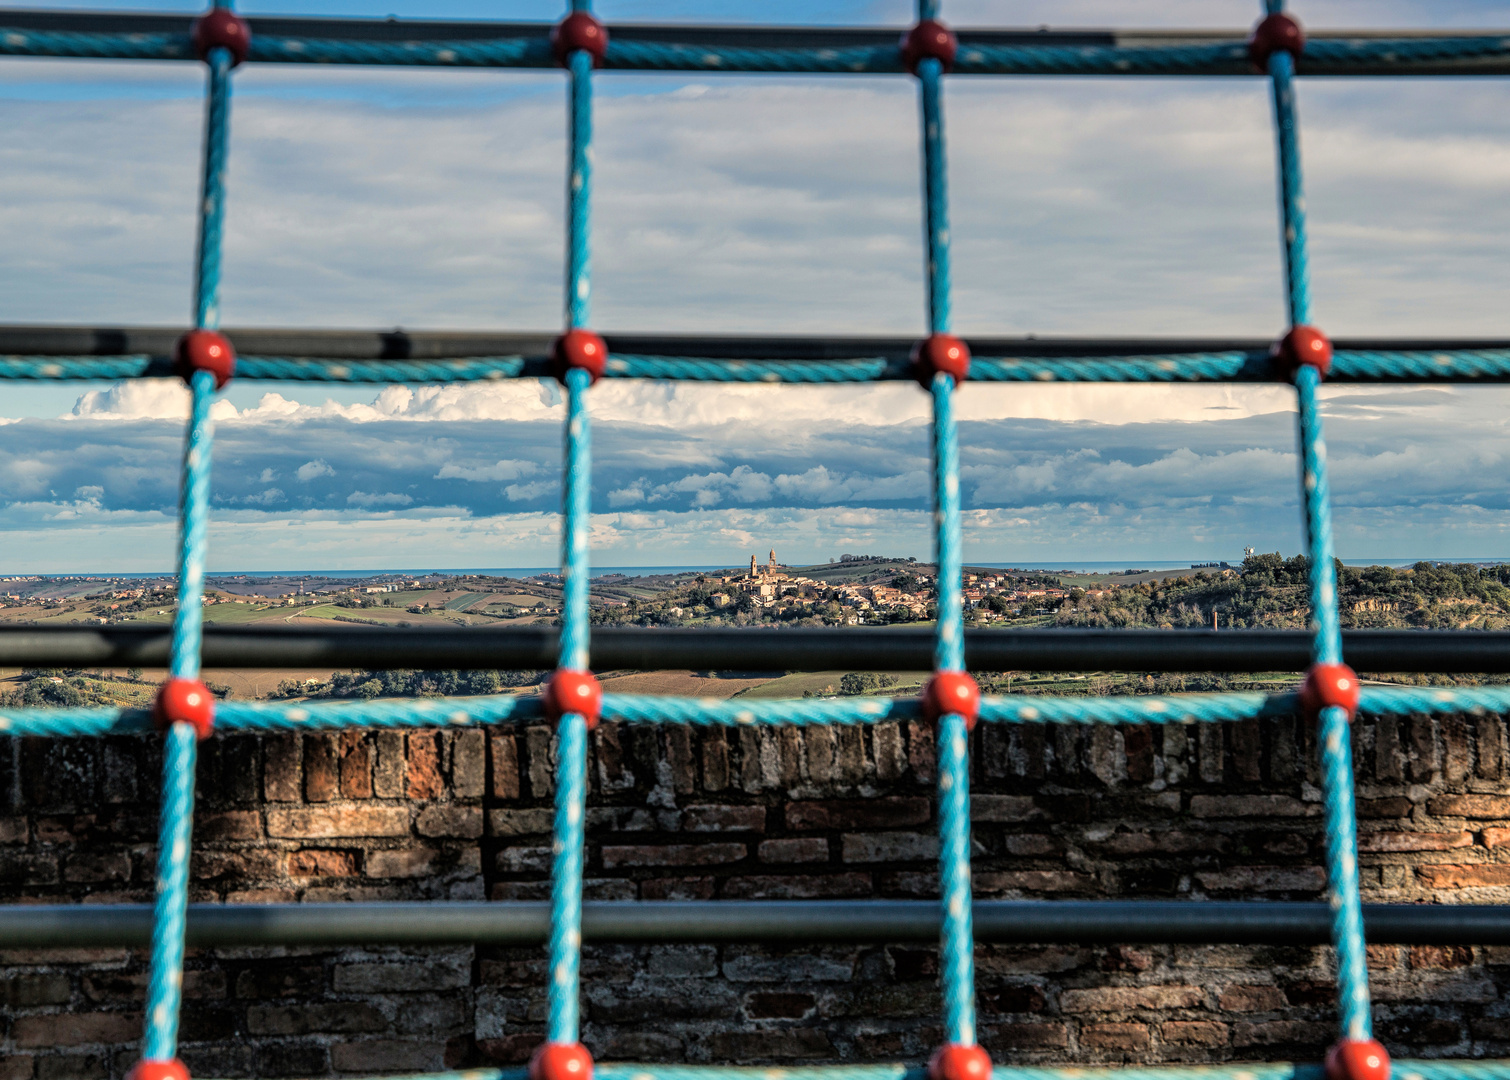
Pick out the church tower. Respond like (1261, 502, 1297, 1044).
(749, 554, 757, 578)
(768, 548, 777, 571)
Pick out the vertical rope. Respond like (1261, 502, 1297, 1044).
(918, 58, 951, 335)
(169, 371, 216, 681)
(917, 0, 941, 24)
(566, 49, 594, 331)
(1267, 7, 1373, 1042)
(194, 46, 233, 331)
(937, 710, 976, 1047)
(1296, 367, 1342, 666)
(559, 366, 592, 674)
(547, 711, 588, 1043)
(142, 722, 197, 1061)
(1268, 49, 1309, 327)
(932, 375, 963, 673)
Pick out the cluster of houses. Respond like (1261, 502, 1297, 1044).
(707, 552, 1116, 620)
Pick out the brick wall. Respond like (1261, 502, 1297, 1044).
(4, 712, 1510, 1078)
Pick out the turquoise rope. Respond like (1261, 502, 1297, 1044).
(559, 366, 592, 672)
(169, 371, 216, 681)
(917, 58, 951, 335)
(566, 48, 593, 330)
(931, 375, 964, 673)
(142, 720, 197, 1061)
(195, 45, 234, 330)
(1266, 6, 1373, 1043)
(936, 710, 975, 1047)
(548, 711, 588, 1043)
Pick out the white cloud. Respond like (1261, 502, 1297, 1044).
(504, 480, 555, 503)
(296, 459, 335, 482)
(435, 459, 541, 482)
(346, 491, 413, 507)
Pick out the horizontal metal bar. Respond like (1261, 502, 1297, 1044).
(4, 625, 1506, 674)
(4, 325, 1509, 360)
(2, 900, 1506, 948)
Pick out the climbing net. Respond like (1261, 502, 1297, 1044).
(6, 3, 1510, 1080)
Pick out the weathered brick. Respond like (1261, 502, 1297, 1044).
(1163, 1020, 1229, 1046)
(527, 726, 555, 798)
(640, 876, 716, 900)
(340, 730, 373, 799)
(417, 804, 483, 838)
(304, 734, 339, 802)
(0, 816, 27, 844)
(1428, 794, 1510, 819)
(1230, 1019, 1333, 1049)
(975, 871, 1093, 894)
(787, 797, 929, 831)
(333, 956, 470, 993)
(1095, 830, 1226, 856)
(266, 806, 409, 839)
(758, 837, 830, 864)
(666, 727, 696, 795)
(971, 795, 1038, 822)
(1190, 795, 1313, 818)
(374, 731, 406, 798)
(874, 723, 905, 781)
(745, 991, 816, 1018)
(1060, 986, 1203, 1012)
(452, 729, 486, 798)
(1481, 828, 1510, 848)
(1410, 945, 1474, 969)
(246, 1001, 387, 1035)
(63, 851, 132, 884)
(12, 1011, 140, 1047)
(1418, 863, 1510, 889)
(600, 843, 746, 868)
(980, 1022, 1068, 1051)
(2, 972, 72, 1007)
(1358, 830, 1472, 852)
(287, 849, 358, 878)
(263, 733, 301, 802)
(490, 733, 521, 799)
(1082, 1022, 1150, 1050)
(722, 873, 871, 899)
(702, 728, 730, 792)
(705, 1028, 834, 1061)
(331, 1039, 445, 1073)
(1195, 866, 1325, 893)
(1218, 985, 1287, 1011)
(407, 732, 444, 799)
(682, 804, 766, 833)
(489, 808, 554, 836)
(366, 847, 439, 879)
(196, 809, 261, 841)
(841, 832, 938, 863)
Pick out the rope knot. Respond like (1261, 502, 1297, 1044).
(912, 333, 971, 388)
(1273, 324, 1332, 379)
(552, 12, 609, 68)
(543, 669, 603, 731)
(1249, 12, 1306, 71)
(928, 1043, 992, 1080)
(192, 6, 251, 67)
(902, 19, 958, 75)
(1325, 1038, 1391, 1080)
(1299, 662, 1360, 723)
(529, 1041, 594, 1080)
(552, 329, 608, 385)
(174, 329, 236, 390)
(126, 1061, 191, 1080)
(153, 678, 215, 740)
(922, 670, 981, 731)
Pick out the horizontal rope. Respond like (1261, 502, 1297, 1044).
(5, 27, 1510, 76)
(7, 684, 1510, 738)
(8, 349, 1510, 384)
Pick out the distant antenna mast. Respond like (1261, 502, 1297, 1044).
(1243, 546, 1255, 557)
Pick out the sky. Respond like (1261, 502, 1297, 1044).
(3, 0, 1510, 572)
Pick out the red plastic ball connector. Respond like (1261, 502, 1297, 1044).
(1272, 324, 1333, 379)
(912, 333, 971, 388)
(192, 6, 252, 66)
(901, 19, 959, 74)
(1299, 662, 1361, 724)
(543, 669, 603, 731)
(552, 12, 609, 68)
(928, 1043, 993, 1080)
(529, 1041, 594, 1080)
(1325, 1038, 1391, 1080)
(922, 670, 982, 732)
(154, 677, 216, 740)
(552, 329, 609, 386)
(174, 329, 237, 390)
(1248, 12, 1306, 71)
(127, 1059, 191, 1080)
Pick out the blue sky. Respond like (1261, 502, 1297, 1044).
(3, 0, 1510, 571)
